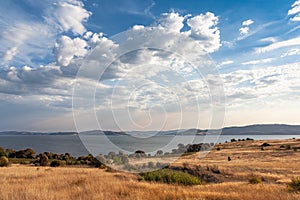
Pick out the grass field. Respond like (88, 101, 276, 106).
(0, 138, 300, 200)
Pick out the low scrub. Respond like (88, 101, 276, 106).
(261, 142, 271, 147)
(141, 169, 201, 185)
(289, 179, 300, 192)
(249, 176, 262, 184)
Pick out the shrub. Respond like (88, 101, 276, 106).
(249, 176, 262, 184)
(40, 155, 49, 166)
(50, 160, 66, 167)
(142, 169, 201, 185)
(0, 156, 9, 167)
(210, 165, 220, 174)
(289, 179, 300, 192)
(0, 147, 7, 157)
(261, 142, 271, 147)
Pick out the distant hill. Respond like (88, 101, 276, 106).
(219, 124, 300, 135)
(1, 124, 300, 136)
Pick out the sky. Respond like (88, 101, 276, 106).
(0, 0, 300, 132)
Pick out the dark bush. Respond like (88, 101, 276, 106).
(50, 160, 66, 167)
(261, 142, 271, 147)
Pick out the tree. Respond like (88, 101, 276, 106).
(24, 148, 35, 159)
(40, 154, 49, 166)
(156, 150, 163, 156)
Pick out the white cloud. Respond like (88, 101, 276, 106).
(187, 12, 221, 52)
(259, 37, 277, 43)
(54, 35, 88, 66)
(2, 47, 18, 63)
(158, 12, 185, 33)
(217, 60, 234, 68)
(45, 0, 91, 35)
(222, 62, 300, 102)
(239, 19, 254, 36)
(288, 0, 300, 21)
(242, 58, 274, 65)
(0, 22, 52, 66)
(239, 27, 250, 35)
(242, 19, 254, 26)
(281, 48, 300, 57)
(0, 11, 224, 131)
(255, 36, 300, 53)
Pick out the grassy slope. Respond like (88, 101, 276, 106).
(0, 138, 300, 200)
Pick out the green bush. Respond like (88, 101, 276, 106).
(0, 156, 9, 167)
(289, 179, 300, 192)
(142, 169, 201, 186)
(249, 176, 262, 184)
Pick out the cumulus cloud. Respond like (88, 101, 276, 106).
(158, 12, 185, 32)
(288, 0, 300, 21)
(54, 36, 88, 66)
(239, 27, 249, 35)
(239, 19, 254, 35)
(187, 12, 221, 52)
(0, 10, 224, 131)
(242, 19, 254, 26)
(45, 0, 91, 35)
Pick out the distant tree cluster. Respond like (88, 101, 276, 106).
(34, 152, 102, 167)
(0, 147, 35, 159)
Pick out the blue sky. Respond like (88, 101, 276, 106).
(0, 0, 300, 131)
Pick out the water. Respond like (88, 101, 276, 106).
(0, 134, 299, 157)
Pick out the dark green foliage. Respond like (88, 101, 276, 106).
(142, 169, 201, 185)
(50, 160, 66, 167)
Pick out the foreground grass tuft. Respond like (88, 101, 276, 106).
(289, 179, 300, 192)
(141, 169, 201, 185)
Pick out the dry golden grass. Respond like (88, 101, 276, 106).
(0, 138, 300, 200)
